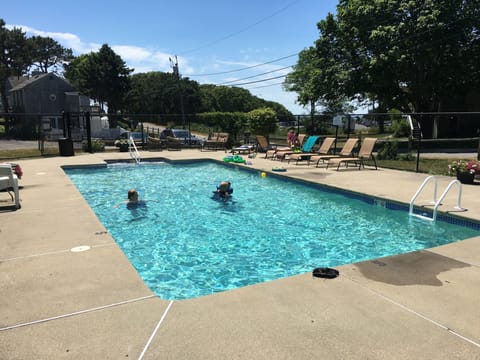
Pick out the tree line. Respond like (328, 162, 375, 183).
(0, 19, 293, 123)
(284, 0, 480, 116)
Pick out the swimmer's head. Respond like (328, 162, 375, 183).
(128, 189, 138, 202)
(218, 181, 231, 193)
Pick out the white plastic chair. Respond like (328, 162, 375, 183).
(0, 164, 20, 210)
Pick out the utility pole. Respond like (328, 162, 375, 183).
(169, 56, 186, 131)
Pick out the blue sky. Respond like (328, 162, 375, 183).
(4, 0, 338, 114)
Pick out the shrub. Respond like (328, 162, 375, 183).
(391, 119, 410, 138)
(83, 139, 105, 152)
(377, 141, 398, 160)
(247, 108, 277, 137)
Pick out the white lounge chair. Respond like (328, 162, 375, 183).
(0, 164, 20, 210)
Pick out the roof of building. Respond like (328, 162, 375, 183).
(7, 75, 28, 89)
(9, 73, 70, 92)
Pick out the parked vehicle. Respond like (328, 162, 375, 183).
(159, 128, 205, 146)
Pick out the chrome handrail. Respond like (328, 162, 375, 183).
(129, 136, 141, 164)
(409, 175, 437, 218)
(409, 176, 466, 221)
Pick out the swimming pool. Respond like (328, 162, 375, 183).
(65, 161, 479, 300)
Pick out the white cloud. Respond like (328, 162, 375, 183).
(111, 45, 152, 62)
(7, 24, 100, 54)
(7, 24, 187, 75)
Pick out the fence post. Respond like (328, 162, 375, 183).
(85, 112, 92, 153)
(477, 130, 480, 161)
(37, 114, 45, 155)
(415, 115, 422, 173)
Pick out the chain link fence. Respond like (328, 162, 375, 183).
(1, 111, 479, 163)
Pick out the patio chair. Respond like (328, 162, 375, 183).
(147, 135, 164, 150)
(311, 138, 359, 167)
(255, 135, 279, 158)
(203, 132, 229, 152)
(327, 138, 378, 170)
(275, 135, 320, 162)
(231, 144, 255, 155)
(0, 163, 20, 210)
(287, 137, 335, 165)
(270, 134, 307, 160)
(257, 134, 300, 159)
(166, 136, 182, 151)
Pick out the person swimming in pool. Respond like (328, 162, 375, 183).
(213, 181, 233, 200)
(115, 189, 147, 209)
(127, 189, 139, 202)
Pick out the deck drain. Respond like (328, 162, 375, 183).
(71, 245, 91, 252)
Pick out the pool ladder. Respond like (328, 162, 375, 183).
(128, 136, 141, 164)
(409, 175, 466, 221)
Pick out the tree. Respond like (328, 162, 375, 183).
(63, 54, 89, 90)
(199, 85, 258, 113)
(284, 23, 353, 118)
(198, 84, 293, 116)
(283, 47, 320, 116)
(332, 0, 480, 112)
(64, 44, 132, 116)
(287, 1, 480, 115)
(0, 19, 30, 112)
(247, 107, 277, 136)
(28, 36, 73, 74)
(124, 71, 201, 115)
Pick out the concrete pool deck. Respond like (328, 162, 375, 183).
(1, 149, 480, 359)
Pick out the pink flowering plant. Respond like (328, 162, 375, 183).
(448, 160, 480, 175)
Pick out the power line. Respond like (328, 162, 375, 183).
(179, 1, 302, 56)
(246, 81, 285, 90)
(218, 65, 293, 85)
(190, 53, 298, 77)
(227, 74, 287, 86)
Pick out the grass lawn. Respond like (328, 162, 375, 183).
(0, 148, 61, 160)
(377, 158, 452, 176)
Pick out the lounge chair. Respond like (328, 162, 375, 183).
(255, 135, 281, 158)
(269, 134, 307, 160)
(203, 132, 229, 152)
(255, 135, 271, 153)
(260, 133, 298, 159)
(275, 135, 320, 161)
(147, 135, 164, 150)
(327, 138, 378, 170)
(288, 137, 335, 165)
(311, 138, 359, 167)
(166, 136, 182, 150)
(231, 144, 255, 155)
(0, 163, 20, 210)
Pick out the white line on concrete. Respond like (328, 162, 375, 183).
(344, 274, 480, 348)
(138, 300, 174, 360)
(0, 295, 156, 332)
(0, 243, 114, 262)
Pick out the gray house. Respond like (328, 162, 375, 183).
(8, 73, 91, 139)
(9, 73, 77, 113)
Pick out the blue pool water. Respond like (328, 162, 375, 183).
(65, 161, 479, 300)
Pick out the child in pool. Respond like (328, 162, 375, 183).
(214, 181, 233, 199)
